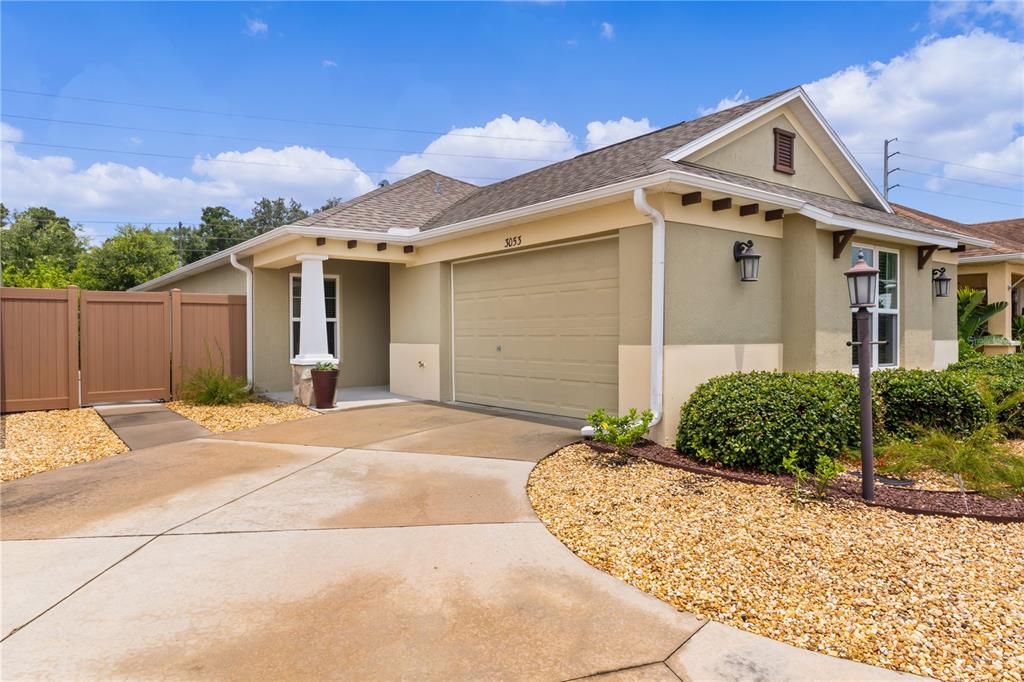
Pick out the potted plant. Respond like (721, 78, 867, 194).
(311, 361, 339, 409)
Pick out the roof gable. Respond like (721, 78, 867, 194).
(662, 88, 890, 212)
(293, 170, 478, 232)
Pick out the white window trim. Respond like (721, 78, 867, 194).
(851, 243, 900, 370)
(289, 273, 341, 362)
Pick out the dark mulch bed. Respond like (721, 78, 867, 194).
(620, 440, 1024, 523)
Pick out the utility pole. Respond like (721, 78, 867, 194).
(883, 138, 900, 202)
(177, 221, 185, 266)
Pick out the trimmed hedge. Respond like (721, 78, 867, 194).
(872, 369, 988, 439)
(946, 353, 1024, 438)
(675, 371, 864, 473)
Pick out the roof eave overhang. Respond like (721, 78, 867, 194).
(134, 169, 972, 290)
(960, 253, 1024, 264)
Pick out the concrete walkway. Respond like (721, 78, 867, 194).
(1, 403, 924, 681)
(94, 402, 211, 450)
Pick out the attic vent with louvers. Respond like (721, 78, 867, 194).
(773, 128, 795, 175)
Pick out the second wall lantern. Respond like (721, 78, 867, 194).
(733, 240, 761, 282)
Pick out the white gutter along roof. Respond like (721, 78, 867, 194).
(133, 169, 986, 291)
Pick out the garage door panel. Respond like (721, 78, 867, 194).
(453, 239, 619, 419)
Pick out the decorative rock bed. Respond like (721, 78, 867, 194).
(1, 408, 128, 481)
(528, 443, 1024, 682)
(165, 399, 316, 434)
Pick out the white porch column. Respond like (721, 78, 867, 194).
(292, 254, 334, 365)
(290, 254, 333, 406)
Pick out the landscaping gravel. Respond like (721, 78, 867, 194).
(165, 399, 316, 434)
(1, 408, 128, 481)
(528, 444, 1024, 682)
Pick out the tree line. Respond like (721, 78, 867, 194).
(0, 196, 343, 291)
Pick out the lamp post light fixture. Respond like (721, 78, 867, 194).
(733, 240, 761, 282)
(932, 267, 951, 298)
(844, 249, 881, 502)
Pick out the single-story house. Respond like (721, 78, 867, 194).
(136, 86, 992, 443)
(893, 204, 1023, 350)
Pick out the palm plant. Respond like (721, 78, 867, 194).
(1012, 314, 1024, 342)
(958, 287, 1010, 349)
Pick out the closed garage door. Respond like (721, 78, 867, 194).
(453, 238, 618, 418)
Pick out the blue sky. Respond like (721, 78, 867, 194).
(2, 1, 1021, 242)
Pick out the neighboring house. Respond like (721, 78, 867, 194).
(893, 204, 1024, 347)
(136, 87, 991, 443)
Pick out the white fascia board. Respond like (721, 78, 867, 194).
(135, 167, 970, 290)
(960, 253, 1024, 264)
(661, 87, 892, 213)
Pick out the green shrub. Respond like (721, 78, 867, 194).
(179, 345, 251, 405)
(946, 354, 1024, 438)
(587, 408, 654, 452)
(877, 424, 1024, 499)
(782, 451, 842, 502)
(676, 371, 864, 474)
(872, 369, 987, 439)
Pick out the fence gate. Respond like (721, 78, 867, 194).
(80, 290, 172, 404)
(0, 287, 80, 412)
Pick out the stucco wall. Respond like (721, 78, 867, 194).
(390, 262, 452, 401)
(695, 114, 852, 200)
(665, 221, 783, 345)
(253, 260, 389, 393)
(151, 261, 246, 294)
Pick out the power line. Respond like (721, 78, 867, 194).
(896, 168, 1022, 192)
(855, 150, 1023, 179)
(1, 88, 568, 144)
(894, 185, 1024, 208)
(0, 139, 508, 182)
(1, 113, 570, 164)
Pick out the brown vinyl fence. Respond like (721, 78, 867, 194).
(0, 286, 246, 413)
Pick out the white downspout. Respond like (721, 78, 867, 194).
(633, 187, 665, 430)
(581, 186, 665, 437)
(229, 254, 254, 390)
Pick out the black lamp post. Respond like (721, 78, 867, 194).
(932, 267, 951, 298)
(845, 249, 880, 502)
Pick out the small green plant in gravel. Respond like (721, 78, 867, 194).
(878, 424, 1024, 500)
(781, 451, 809, 502)
(587, 408, 654, 452)
(783, 451, 842, 502)
(179, 344, 251, 406)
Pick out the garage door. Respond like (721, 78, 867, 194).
(453, 238, 618, 418)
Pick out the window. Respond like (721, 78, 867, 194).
(773, 127, 795, 175)
(289, 274, 340, 360)
(851, 246, 899, 369)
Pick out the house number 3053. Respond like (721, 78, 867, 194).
(503, 235, 522, 248)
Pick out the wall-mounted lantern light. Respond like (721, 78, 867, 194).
(844, 249, 879, 308)
(733, 240, 761, 282)
(932, 267, 951, 298)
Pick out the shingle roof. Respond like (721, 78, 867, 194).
(892, 204, 1024, 257)
(292, 170, 478, 232)
(286, 90, 976, 246)
(420, 89, 794, 229)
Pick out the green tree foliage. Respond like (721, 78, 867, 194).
(958, 286, 1010, 349)
(0, 203, 10, 227)
(246, 197, 308, 234)
(2, 256, 74, 288)
(0, 206, 87, 275)
(73, 225, 178, 291)
(314, 197, 344, 213)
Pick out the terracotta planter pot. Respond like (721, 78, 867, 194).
(311, 369, 339, 409)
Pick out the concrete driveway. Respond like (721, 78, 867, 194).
(1, 402, 921, 681)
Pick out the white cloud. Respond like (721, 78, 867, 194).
(585, 117, 655, 150)
(930, 1, 1024, 33)
(565, 39, 578, 48)
(698, 90, 751, 116)
(804, 30, 1024, 191)
(129, 136, 143, 146)
(244, 17, 268, 36)
(600, 22, 615, 40)
(322, 59, 337, 68)
(1, 130, 374, 228)
(1, 121, 24, 143)
(386, 114, 578, 182)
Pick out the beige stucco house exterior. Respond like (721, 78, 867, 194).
(894, 204, 1023, 353)
(137, 87, 991, 443)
